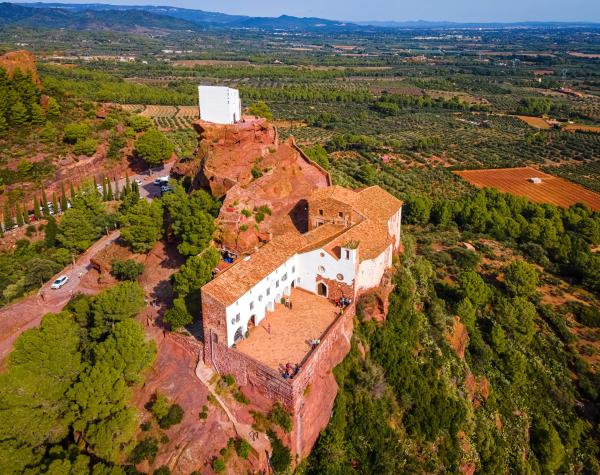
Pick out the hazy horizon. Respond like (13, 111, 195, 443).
(16, 0, 600, 23)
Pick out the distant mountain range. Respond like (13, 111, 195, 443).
(0, 2, 598, 33)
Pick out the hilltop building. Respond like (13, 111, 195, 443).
(198, 85, 241, 125)
(201, 183, 402, 455)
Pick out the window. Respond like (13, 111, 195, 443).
(318, 265, 325, 273)
(320, 252, 325, 258)
(338, 211, 343, 218)
(276, 280, 279, 288)
(292, 266, 295, 273)
(337, 273, 344, 281)
(250, 302, 254, 310)
(319, 209, 324, 216)
(235, 313, 240, 322)
(231, 318, 236, 325)
(282, 273, 288, 281)
(267, 288, 271, 296)
(258, 295, 263, 302)
(345, 250, 350, 259)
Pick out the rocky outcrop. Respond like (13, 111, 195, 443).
(446, 316, 469, 360)
(173, 118, 331, 252)
(0, 50, 41, 87)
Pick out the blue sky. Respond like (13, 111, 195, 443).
(24, 0, 600, 22)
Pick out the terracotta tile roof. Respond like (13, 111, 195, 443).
(355, 186, 403, 224)
(203, 224, 343, 306)
(308, 185, 361, 207)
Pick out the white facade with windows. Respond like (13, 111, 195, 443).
(198, 85, 241, 125)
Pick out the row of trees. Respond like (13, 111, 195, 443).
(0, 282, 155, 472)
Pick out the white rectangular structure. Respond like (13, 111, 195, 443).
(198, 85, 241, 125)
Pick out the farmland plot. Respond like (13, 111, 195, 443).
(455, 167, 600, 211)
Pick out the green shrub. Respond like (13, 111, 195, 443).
(267, 429, 291, 473)
(269, 402, 293, 433)
(212, 458, 226, 473)
(111, 259, 144, 281)
(129, 437, 159, 464)
(236, 438, 252, 459)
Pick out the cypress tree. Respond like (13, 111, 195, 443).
(132, 180, 140, 198)
(60, 182, 68, 212)
(114, 177, 120, 200)
(69, 182, 76, 200)
(52, 192, 59, 215)
(102, 177, 107, 201)
(41, 188, 50, 216)
(33, 196, 41, 220)
(22, 205, 29, 225)
(15, 204, 24, 227)
(123, 174, 130, 196)
(3, 204, 14, 230)
(93, 176, 99, 196)
(107, 179, 113, 201)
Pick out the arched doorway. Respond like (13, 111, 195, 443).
(317, 282, 328, 297)
(233, 327, 244, 343)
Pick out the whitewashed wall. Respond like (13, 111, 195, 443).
(295, 247, 357, 294)
(356, 244, 392, 292)
(198, 86, 242, 125)
(224, 255, 298, 346)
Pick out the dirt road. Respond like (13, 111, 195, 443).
(0, 231, 120, 364)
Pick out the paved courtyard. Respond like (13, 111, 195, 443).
(235, 288, 339, 371)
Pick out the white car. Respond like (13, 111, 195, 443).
(135, 178, 143, 186)
(51, 275, 69, 289)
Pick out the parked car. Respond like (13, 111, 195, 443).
(160, 185, 172, 195)
(51, 275, 69, 289)
(134, 178, 143, 186)
(153, 175, 170, 185)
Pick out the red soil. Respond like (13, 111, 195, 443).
(455, 167, 600, 211)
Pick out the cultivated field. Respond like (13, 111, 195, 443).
(563, 124, 600, 133)
(516, 115, 552, 129)
(455, 167, 600, 211)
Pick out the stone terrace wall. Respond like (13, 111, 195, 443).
(210, 338, 295, 409)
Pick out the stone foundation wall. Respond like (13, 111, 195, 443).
(209, 338, 295, 408)
(201, 293, 228, 361)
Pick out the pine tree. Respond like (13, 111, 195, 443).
(41, 188, 50, 216)
(3, 204, 14, 230)
(46, 97, 61, 120)
(60, 183, 68, 212)
(132, 181, 140, 198)
(15, 204, 24, 227)
(107, 179, 113, 201)
(93, 176, 99, 196)
(33, 197, 41, 220)
(10, 101, 28, 125)
(30, 103, 45, 125)
(69, 182, 76, 200)
(102, 178, 108, 201)
(114, 178, 120, 200)
(52, 192, 59, 215)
